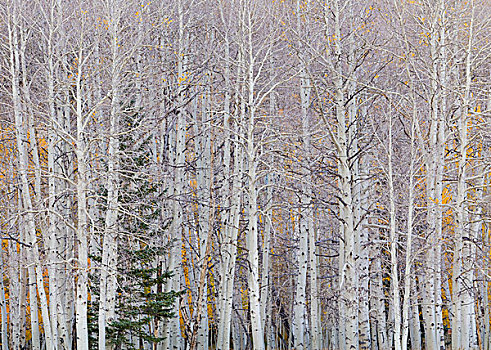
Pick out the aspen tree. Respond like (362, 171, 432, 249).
(19, 215, 40, 350)
(261, 171, 275, 349)
(0, 0, 489, 346)
(214, 3, 252, 349)
(243, 1, 266, 340)
(0, 248, 8, 350)
(162, 1, 188, 348)
(4, 156, 22, 350)
(216, 58, 245, 350)
(7, 242, 21, 350)
(7, 1, 54, 348)
(387, 110, 402, 350)
(239, 0, 290, 345)
(292, 1, 313, 348)
(390, 0, 424, 347)
(98, 1, 124, 348)
(260, 49, 279, 349)
(69, 4, 100, 347)
(42, 0, 71, 346)
(418, 2, 447, 347)
(236, 1, 281, 347)
(189, 78, 213, 350)
(371, 247, 389, 350)
(321, 0, 361, 347)
(400, 100, 419, 350)
(452, 2, 479, 348)
(215, 0, 233, 338)
(15, 7, 42, 350)
(353, 102, 371, 350)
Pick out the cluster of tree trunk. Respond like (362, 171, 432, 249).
(0, 0, 490, 349)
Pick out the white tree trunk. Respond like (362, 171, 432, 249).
(244, 4, 264, 348)
(293, 5, 309, 348)
(0, 248, 9, 350)
(215, 42, 241, 350)
(217, 135, 244, 350)
(355, 104, 370, 350)
(401, 109, 417, 350)
(423, 3, 447, 348)
(27, 260, 41, 350)
(194, 85, 212, 350)
(387, 114, 402, 350)
(326, 0, 359, 346)
(74, 37, 89, 350)
(8, 241, 21, 350)
(163, 3, 186, 348)
(99, 2, 122, 348)
(8, 2, 55, 348)
(262, 177, 275, 350)
(16, 23, 42, 350)
(452, 3, 476, 349)
(245, 104, 265, 350)
(371, 252, 388, 350)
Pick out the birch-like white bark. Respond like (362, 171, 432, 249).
(7, 163, 21, 350)
(44, 2, 72, 345)
(452, 2, 476, 349)
(243, 2, 264, 347)
(433, 3, 447, 348)
(0, 248, 8, 350)
(163, 2, 186, 348)
(261, 174, 275, 349)
(401, 103, 417, 350)
(371, 250, 388, 350)
(8, 241, 21, 350)
(293, 1, 312, 347)
(217, 115, 244, 350)
(55, 2, 76, 340)
(215, 3, 235, 345)
(324, 1, 359, 347)
(387, 113, 402, 350)
(8, 2, 54, 348)
(390, 2, 423, 347)
(74, 32, 90, 350)
(193, 84, 212, 350)
(355, 104, 370, 350)
(16, 23, 43, 350)
(260, 50, 276, 350)
(99, 2, 122, 348)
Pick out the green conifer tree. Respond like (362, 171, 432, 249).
(89, 107, 178, 350)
